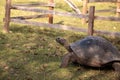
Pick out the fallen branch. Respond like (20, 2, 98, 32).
(64, 0, 81, 14)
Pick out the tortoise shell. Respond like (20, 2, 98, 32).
(70, 36, 120, 67)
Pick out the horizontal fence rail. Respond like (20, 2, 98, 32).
(11, 14, 48, 20)
(12, 2, 55, 7)
(11, 19, 120, 37)
(95, 16, 120, 21)
(11, 19, 87, 32)
(95, 9, 116, 13)
(89, 0, 119, 2)
(11, 6, 88, 19)
(11, 6, 120, 22)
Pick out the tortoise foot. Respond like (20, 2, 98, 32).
(112, 62, 120, 72)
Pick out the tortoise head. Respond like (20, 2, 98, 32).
(56, 37, 67, 46)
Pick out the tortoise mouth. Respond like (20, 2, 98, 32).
(56, 37, 66, 45)
(56, 37, 61, 41)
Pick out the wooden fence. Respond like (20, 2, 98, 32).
(3, 0, 120, 37)
(82, 0, 120, 23)
(3, 0, 54, 33)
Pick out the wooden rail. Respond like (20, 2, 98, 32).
(10, 19, 120, 37)
(11, 6, 88, 19)
(11, 14, 48, 20)
(11, 5, 120, 22)
(11, 19, 87, 32)
(12, 2, 55, 7)
(89, 0, 119, 2)
(95, 9, 116, 13)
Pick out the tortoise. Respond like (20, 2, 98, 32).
(56, 36, 120, 71)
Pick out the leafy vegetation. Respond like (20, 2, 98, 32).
(0, 0, 120, 80)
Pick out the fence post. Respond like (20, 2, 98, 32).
(88, 6, 95, 36)
(48, 0, 54, 24)
(3, 0, 11, 33)
(82, 0, 88, 24)
(116, 0, 120, 17)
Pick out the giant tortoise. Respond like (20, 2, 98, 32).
(56, 36, 120, 71)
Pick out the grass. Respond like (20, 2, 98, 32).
(0, 0, 120, 80)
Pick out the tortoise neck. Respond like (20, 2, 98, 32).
(64, 42, 73, 52)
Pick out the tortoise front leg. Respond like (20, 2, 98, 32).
(60, 52, 77, 68)
(60, 53, 72, 68)
(112, 62, 120, 72)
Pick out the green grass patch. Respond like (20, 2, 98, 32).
(0, 0, 120, 80)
